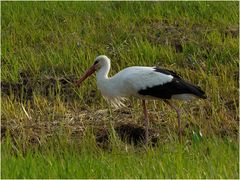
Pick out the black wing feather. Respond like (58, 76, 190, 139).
(154, 67, 181, 78)
(138, 67, 207, 99)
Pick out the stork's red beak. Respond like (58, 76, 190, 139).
(75, 64, 98, 87)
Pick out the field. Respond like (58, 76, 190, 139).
(1, 1, 239, 178)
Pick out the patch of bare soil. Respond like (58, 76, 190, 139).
(143, 19, 238, 60)
(96, 123, 160, 149)
(1, 71, 78, 101)
(146, 22, 186, 53)
(224, 100, 238, 112)
(2, 113, 161, 150)
(224, 26, 239, 38)
(2, 105, 238, 151)
(1, 113, 85, 151)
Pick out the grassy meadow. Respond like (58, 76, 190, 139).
(1, 1, 239, 178)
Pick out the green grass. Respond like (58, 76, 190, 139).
(1, 1, 239, 179)
(2, 134, 239, 179)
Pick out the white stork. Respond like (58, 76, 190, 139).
(76, 55, 206, 143)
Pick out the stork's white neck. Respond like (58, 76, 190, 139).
(96, 61, 110, 81)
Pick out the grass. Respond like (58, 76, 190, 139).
(2, 133, 239, 179)
(1, 1, 239, 179)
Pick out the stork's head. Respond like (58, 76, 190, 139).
(75, 55, 110, 86)
(93, 55, 110, 68)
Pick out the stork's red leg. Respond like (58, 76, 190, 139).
(164, 100, 182, 142)
(142, 100, 149, 144)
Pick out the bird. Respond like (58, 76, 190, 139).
(76, 55, 206, 143)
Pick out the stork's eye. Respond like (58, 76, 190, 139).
(94, 60, 99, 65)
